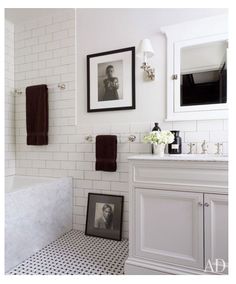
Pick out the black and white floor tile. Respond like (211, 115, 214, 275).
(8, 230, 129, 275)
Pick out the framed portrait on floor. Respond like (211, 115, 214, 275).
(87, 47, 135, 112)
(85, 193, 124, 241)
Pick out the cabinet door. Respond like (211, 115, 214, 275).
(134, 188, 204, 269)
(204, 194, 228, 273)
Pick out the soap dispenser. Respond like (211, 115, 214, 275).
(168, 130, 182, 154)
(151, 122, 161, 154)
(152, 122, 161, 132)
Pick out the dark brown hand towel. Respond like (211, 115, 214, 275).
(26, 84, 48, 145)
(96, 135, 117, 172)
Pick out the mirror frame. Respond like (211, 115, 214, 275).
(161, 15, 228, 121)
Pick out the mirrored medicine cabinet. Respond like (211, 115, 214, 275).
(161, 15, 228, 121)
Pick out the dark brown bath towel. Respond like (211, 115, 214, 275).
(96, 135, 117, 172)
(26, 84, 48, 145)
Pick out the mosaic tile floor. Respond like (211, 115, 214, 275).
(8, 230, 129, 275)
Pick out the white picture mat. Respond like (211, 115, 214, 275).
(89, 50, 132, 110)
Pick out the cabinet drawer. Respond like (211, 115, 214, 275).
(133, 161, 228, 189)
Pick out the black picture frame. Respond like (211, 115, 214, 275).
(85, 193, 124, 241)
(87, 47, 135, 112)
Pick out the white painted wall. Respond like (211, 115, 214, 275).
(7, 8, 228, 239)
(76, 8, 228, 124)
(5, 20, 15, 176)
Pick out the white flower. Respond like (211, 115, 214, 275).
(144, 130, 174, 145)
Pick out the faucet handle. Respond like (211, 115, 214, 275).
(201, 140, 208, 154)
(188, 142, 196, 154)
(215, 142, 223, 155)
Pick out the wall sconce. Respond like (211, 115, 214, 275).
(137, 38, 155, 81)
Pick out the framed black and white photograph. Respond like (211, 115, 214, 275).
(87, 47, 135, 112)
(85, 193, 124, 241)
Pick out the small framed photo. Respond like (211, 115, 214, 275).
(85, 193, 124, 241)
(87, 47, 135, 112)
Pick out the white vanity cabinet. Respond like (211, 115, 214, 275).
(124, 155, 228, 275)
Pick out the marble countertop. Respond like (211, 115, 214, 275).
(128, 154, 228, 162)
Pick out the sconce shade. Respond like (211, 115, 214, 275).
(137, 38, 155, 60)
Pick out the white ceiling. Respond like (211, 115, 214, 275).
(5, 8, 74, 23)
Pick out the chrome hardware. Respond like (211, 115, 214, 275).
(201, 140, 208, 154)
(188, 143, 196, 154)
(198, 202, 203, 207)
(85, 135, 93, 142)
(204, 202, 210, 207)
(172, 74, 178, 80)
(58, 83, 66, 90)
(128, 135, 136, 142)
(141, 63, 155, 81)
(215, 143, 223, 155)
(14, 88, 23, 96)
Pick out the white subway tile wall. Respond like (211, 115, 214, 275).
(10, 12, 228, 239)
(5, 20, 15, 176)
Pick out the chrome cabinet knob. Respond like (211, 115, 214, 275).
(198, 202, 203, 207)
(204, 202, 210, 207)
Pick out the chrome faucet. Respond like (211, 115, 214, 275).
(215, 143, 223, 155)
(188, 143, 196, 154)
(201, 140, 208, 154)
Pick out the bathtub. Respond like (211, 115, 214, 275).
(5, 175, 72, 272)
